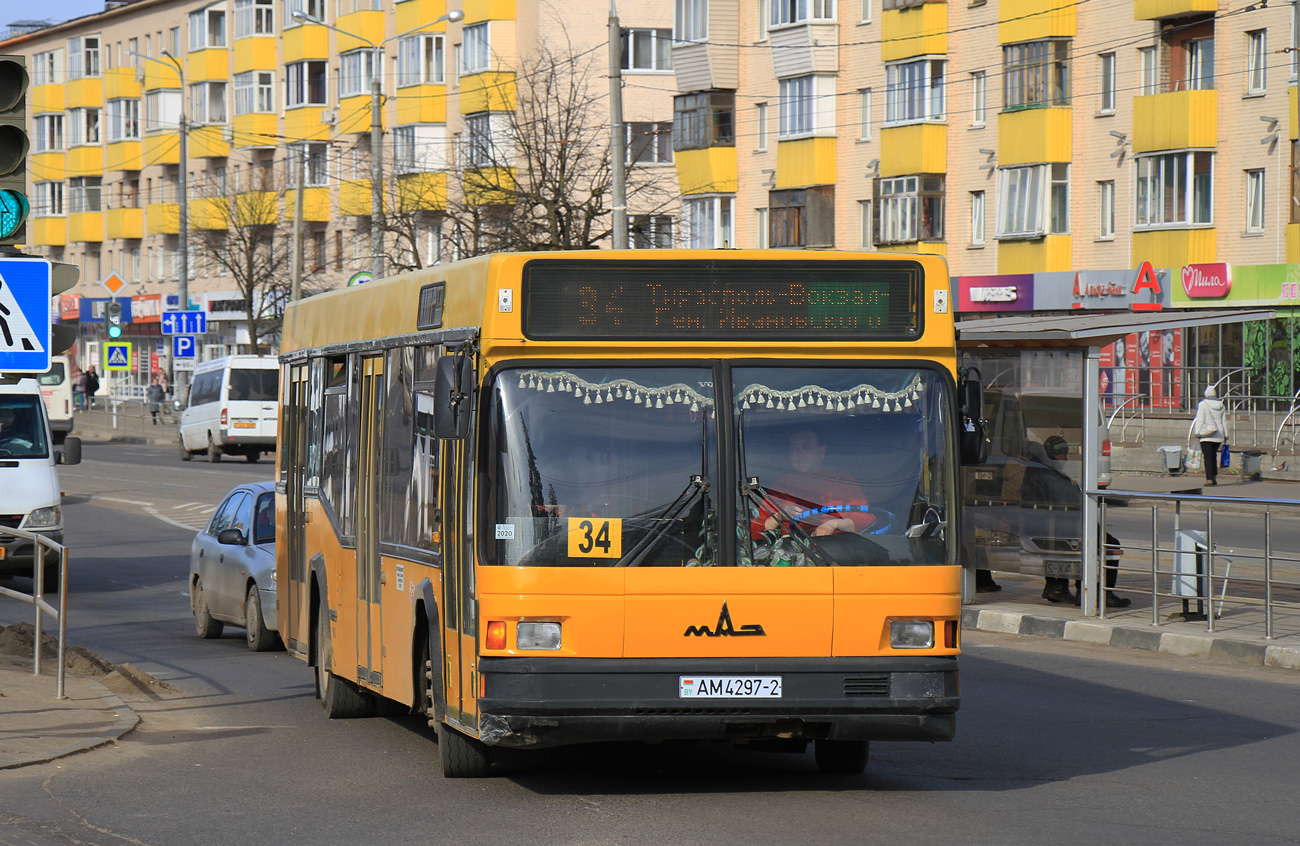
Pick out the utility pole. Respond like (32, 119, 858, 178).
(291, 144, 305, 302)
(609, 1, 628, 249)
(371, 44, 384, 281)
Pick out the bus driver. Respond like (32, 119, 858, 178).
(760, 429, 874, 537)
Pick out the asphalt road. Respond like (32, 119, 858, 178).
(1, 442, 1299, 845)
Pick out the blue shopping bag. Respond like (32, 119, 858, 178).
(1221, 443, 1230, 468)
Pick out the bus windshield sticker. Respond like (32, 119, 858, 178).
(567, 518, 623, 558)
(495, 524, 515, 540)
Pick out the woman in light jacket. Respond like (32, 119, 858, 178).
(1192, 386, 1229, 485)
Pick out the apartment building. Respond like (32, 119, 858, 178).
(2, 0, 678, 376)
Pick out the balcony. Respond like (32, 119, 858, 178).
(66, 146, 105, 178)
(396, 85, 448, 124)
(285, 188, 330, 221)
(233, 113, 278, 148)
(65, 77, 103, 109)
(284, 23, 328, 63)
(1132, 228, 1216, 267)
(769, 22, 837, 78)
(145, 132, 181, 166)
(998, 108, 1071, 165)
(147, 202, 180, 234)
(32, 217, 66, 247)
(233, 37, 277, 74)
(190, 125, 232, 158)
(1134, 0, 1217, 21)
(106, 207, 144, 240)
(879, 123, 946, 177)
(674, 147, 738, 195)
(459, 72, 517, 114)
(998, 235, 1072, 274)
(395, 172, 447, 212)
(103, 67, 141, 101)
(31, 84, 64, 114)
(335, 10, 383, 52)
(340, 179, 372, 216)
(882, 3, 947, 62)
(999, 0, 1076, 43)
(191, 197, 229, 230)
(338, 95, 380, 135)
(1132, 89, 1217, 153)
(285, 107, 331, 142)
(67, 211, 104, 243)
(188, 48, 229, 82)
(106, 140, 145, 173)
(774, 137, 836, 188)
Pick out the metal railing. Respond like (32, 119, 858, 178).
(1092, 489, 1300, 641)
(0, 528, 70, 698)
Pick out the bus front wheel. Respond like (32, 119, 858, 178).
(316, 604, 371, 718)
(814, 739, 869, 775)
(440, 724, 491, 778)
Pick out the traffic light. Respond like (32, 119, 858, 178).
(0, 55, 29, 248)
(106, 299, 123, 338)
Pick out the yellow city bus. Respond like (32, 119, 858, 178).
(276, 249, 984, 777)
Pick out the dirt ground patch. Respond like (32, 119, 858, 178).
(0, 622, 173, 694)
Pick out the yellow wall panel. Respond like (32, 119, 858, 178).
(997, 235, 1072, 274)
(880, 123, 946, 177)
(1132, 90, 1218, 153)
(459, 71, 517, 113)
(233, 113, 278, 148)
(190, 196, 229, 230)
(32, 217, 66, 247)
(1132, 228, 1217, 267)
(1134, 0, 1217, 20)
(1288, 223, 1300, 265)
(286, 187, 330, 221)
(674, 147, 738, 195)
(875, 242, 947, 258)
(998, 108, 1071, 165)
(396, 85, 448, 124)
(462, 0, 516, 23)
(144, 61, 183, 90)
(464, 167, 515, 205)
(881, 4, 947, 62)
(999, 0, 1076, 42)
(31, 152, 66, 183)
(396, 0, 462, 33)
(65, 145, 105, 178)
(234, 37, 278, 74)
(31, 84, 65, 114)
(774, 137, 837, 188)
(338, 94, 378, 135)
(105, 208, 144, 240)
(190, 125, 231, 158)
(103, 67, 141, 101)
(187, 48, 230, 82)
(284, 24, 329, 63)
(284, 107, 331, 142)
(340, 179, 372, 216)
(147, 202, 180, 234)
(105, 141, 146, 172)
(336, 11, 384, 52)
(395, 172, 447, 212)
(231, 192, 279, 226)
(67, 212, 104, 243)
(65, 77, 103, 109)
(145, 132, 182, 165)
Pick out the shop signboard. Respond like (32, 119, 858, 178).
(956, 274, 1034, 312)
(1171, 262, 1300, 307)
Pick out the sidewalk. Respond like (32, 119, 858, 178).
(68, 401, 179, 446)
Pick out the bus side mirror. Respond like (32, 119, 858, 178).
(958, 371, 987, 466)
(433, 355, 475, 440)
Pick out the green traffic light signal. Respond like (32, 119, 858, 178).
(0, 55, 29, 248)
(0, 189, 29, 240)
(108, 324, 123, 338)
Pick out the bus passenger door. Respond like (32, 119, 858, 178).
(285, 364, 310, 652)
(440, 437, 477, 730)
(356, 356, 384, 687)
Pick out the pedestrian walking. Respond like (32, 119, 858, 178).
(1192, 385, 1229, 486)
(72, 369, 88, 411)
(85, 368, 100, 410)
(147, 377, 165, 425)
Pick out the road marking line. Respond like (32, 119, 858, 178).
(173, 502, 206, 510)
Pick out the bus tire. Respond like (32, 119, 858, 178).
(245, 585, 277, 652)
(179, 436, 191, 461)
(814, 739, 869, 775)
(439, 724, 491, 778)
(207, 436, 221, 463)
(193, 579, 223, 639)
(316, 603, 370, 718)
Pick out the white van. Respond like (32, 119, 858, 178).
(179, 355, 279, 463)
(0, 378, 81, 587)
(37, 355, 74, 444)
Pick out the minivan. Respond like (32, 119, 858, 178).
(0, 378, 81, 587)
(38, 355, 74, 444)
(178, 356, 279, 463)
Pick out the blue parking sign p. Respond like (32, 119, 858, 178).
(0, 257, 53, 373)
(173, 335, 196, 358)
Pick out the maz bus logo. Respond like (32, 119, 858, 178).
(684, 601, 766, 637)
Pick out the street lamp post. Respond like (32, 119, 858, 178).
(126, 48, 189, 398)
(292, 8, 464, 282)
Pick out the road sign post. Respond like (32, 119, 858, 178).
(0, 256, 52, 373)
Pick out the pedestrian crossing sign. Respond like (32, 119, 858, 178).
(104, 341, 133, 371)
(0, 257, 52, 374)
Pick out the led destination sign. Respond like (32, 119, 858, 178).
(523, 260, 921, 341)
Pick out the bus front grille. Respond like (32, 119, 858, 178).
(843, 675, 890, 696)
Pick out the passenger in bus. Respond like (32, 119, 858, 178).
(758, 429, 874, 537)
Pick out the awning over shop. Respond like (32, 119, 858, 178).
(956, 309, 1276, 348)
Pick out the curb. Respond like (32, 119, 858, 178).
(961, 608, 1300, 672)
(0, 686, 141, 770)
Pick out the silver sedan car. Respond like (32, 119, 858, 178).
(189, 480, 280, 651)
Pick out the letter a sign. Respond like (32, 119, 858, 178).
(1130, 261, 1164, 311)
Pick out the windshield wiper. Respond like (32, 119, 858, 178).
(617, 475, 708, 567)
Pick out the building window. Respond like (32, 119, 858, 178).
(1003, 40, 1069, 108)
(235, 70, 275, 114)
(860, 0, 873, 23)
(145, 90, 182, 131)
(32, 50, 61, 86)
(756, 208, 769, 248)
(69, 177, 102, 213)
(1099, 53, 1116, 113)
(970, 71, 986, 126)
(884, 58, 945, 124)
(630, 215, 674, 248)
(672, 91, 735, 151)
(628, 121, 673, 164)
(1135, 150, 1213, 227)
(462, 22, 490, 75)
(1098, 180, 1115, 238)
(235, 0, 274, 38)
(35, 114, 64, 152)
(876, 175, 943, 244)
(34, 182, 64, 217)
(340, 50, 377, 98)
(769, 186, 834, 248)
(779, 75, 815, 137)
(189, 7, 227, 50)
(857, 200, 871, 248)
(190, 82, 228, 124)
(684, 195, 734, 248)
(770, 0, 835, 26)
(858, 88, 872, 139)
(106, 99, 141, 141)
(67, 36, 100, 80)
(1138, 46, 1158, 96)
(996, 163, 1068, 238)
(68, 108, 101, 146)
(621, 28, 673, 71)
(756, 102, 768, 151)
(1050, 163, 1070, 234)
(1186, 38, 1215, 91)
(398, 34, 444, 86)
(465, 112, 495, 167)
(288, 142, 329, 186)
(169, 27, 181, 57)
(1246, 169, 1266, 233)
(286, 61, 327, 107)
(1293, 2, 1299, 79)
(284, 0, 326, 27)
(1247, 30, 1267, 94)
(675, 0, 708, 43)
(970, 191, 985, 245)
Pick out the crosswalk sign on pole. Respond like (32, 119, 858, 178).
(104, 341, 133, 371)
(0, 256, 52, 373)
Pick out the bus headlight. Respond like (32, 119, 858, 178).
(23, 506, 61, 529)
(890, 620, 934, 649)
(516, 622, 561, 650)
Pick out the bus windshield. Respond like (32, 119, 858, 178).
(488, 364, 954, 568)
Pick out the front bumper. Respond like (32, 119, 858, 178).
(0, 529, 62, 575)
(477, 656, 959, 749)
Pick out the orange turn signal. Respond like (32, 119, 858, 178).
(486, 621, 507, 650)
